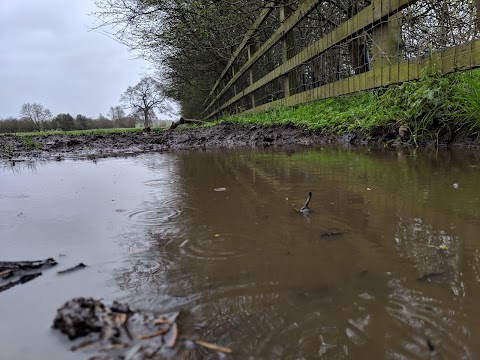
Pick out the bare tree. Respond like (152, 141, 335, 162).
(108, 105, 126, 125)
(19, 103, 52, 130)
(130, 107, 158, 126)
(120, 76, 172, 128)
(93, 0, 272, 117)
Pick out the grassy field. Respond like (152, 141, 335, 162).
(0, 127, 167, 137)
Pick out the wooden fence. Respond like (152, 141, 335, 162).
(201, 0, 480, 119)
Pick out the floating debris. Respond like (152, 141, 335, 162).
(214, 187, 227, 192)
(195, 340, 232, 354)
(417, 271, 449, 283)
(57, 263, 87, 275)
(320, 231, 345, 237)
(0, 258, 57, 271)
(427, 244, 449, 251)
(0, 258, 57, 293)
(0, 273, 42, 293)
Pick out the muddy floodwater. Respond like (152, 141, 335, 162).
(1, 146, 480, 359)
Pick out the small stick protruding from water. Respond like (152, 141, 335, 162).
(300, 192, 312, 213)
(57, 263, 87, 275)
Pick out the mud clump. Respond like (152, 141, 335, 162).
(53, 297, 106, 339)
(53, 297, 233, 360)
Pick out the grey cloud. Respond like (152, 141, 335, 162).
(0, 0, 159, 119)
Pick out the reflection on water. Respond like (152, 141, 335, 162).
(1, 147, 480, 359)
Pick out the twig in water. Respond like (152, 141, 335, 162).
(195, 340, 233, 353)
(57, 263, 87, 275)
(71, 339, 96, 351)
(166, 322, 178, 348)
(138, 324, 171, 340)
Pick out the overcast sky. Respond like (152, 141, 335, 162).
(0, 0, 175, 120)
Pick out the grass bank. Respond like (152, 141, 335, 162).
(208, 69, 480, 146)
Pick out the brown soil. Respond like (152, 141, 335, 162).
(1, 122, 479, 161)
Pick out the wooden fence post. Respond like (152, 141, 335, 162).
(372, 1, 402, 85)
(247, 44, 256, 109)
(372, 14, 402, 64)
(232, 67, 237, 96)
(280, 4, 297, 98)
(476, 0, 480, 30)
(232, 67, 238, 113)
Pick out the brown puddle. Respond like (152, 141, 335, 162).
(1, 147, 480, 359)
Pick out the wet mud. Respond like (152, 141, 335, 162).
(1, 122, 479, 161)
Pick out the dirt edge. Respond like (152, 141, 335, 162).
(1, 122, 479, 161)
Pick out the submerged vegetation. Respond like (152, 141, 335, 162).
(214, 69, 480, 146)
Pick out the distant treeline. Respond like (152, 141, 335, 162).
(0, 114, 136, 134)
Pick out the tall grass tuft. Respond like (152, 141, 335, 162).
(452, 70, 480, 132)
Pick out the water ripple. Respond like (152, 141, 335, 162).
(179, 233, 257, 261)
(143, 178, 181, 187)
(385, 282, 471, 359)
(127, 207, 182, 226)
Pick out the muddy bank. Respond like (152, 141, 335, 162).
(1, 122, 479, 161)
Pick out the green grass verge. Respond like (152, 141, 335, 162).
(201, 68, 480, 145)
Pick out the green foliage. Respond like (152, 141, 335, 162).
(2, 142, 13, 157)
(21, 136, 42, 150)
(451, 70, 480, 131)
(53, 113, 75, 131)
(0, 115, 136, 134)
(377, 71, 456, 145)
(94, 0, 266, 117)
(221, 92, 388, 134)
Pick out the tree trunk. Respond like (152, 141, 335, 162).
(143, 109, 149, 128)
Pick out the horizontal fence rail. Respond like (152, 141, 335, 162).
(201, 0, 480, 119)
